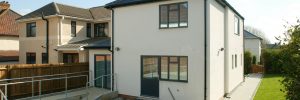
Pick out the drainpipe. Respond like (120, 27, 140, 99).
(204, 0, 208, 100)
(42, 12, 49, 63)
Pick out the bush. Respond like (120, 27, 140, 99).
(244, 51, 252, 74)
(252, 56, 257, 64)
(261, 49, 282, 74)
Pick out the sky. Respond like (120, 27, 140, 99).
(6, 0, 300, 43)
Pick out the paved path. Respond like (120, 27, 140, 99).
(227, 73, 263, 100)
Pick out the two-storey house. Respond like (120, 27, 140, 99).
(105, 0, 244, 100)
(17, 2, 111, 70)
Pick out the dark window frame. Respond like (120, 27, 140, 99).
(63, 53, 79, 63)
(71, 21, 76, 37)
(235, 54, 237, 68)
(234, 16, 240, 35)
(87, 23, 92, 37)
(94, 23, 107, 37)
(26, 22, 36, 37)
(159, 2, 188, 29)
(141, 55, 188, 83)
(26, 52, 36, 64)
(42, 53, 48, 64)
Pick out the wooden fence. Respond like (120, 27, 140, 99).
(251, 64, 264, 73)
(0, 63, 89, 99)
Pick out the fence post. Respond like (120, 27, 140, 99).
(4, 85, 7, 97)
(39, 80, 41, 100)
(65, 74, 68, 98)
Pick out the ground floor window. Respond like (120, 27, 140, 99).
(63, 53, 79, 63)
(26, 52, 36, 64)
(142, 56, 188, 82)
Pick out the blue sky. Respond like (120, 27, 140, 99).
(7, 0, 300, 43)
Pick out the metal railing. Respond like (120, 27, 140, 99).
(0, 71, 90, 100)
(85, 73, 117, 99)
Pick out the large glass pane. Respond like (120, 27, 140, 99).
(179, 3, 188, 27)
(234, 16, 239, 34)
(106, 55, 112, 89)
(31, 24, 36, 37)
(160, 57, 168, 79)
(160, 5, 168, 28)
(143, 57, 158, 78)
(179, 57, 188, 81)
(95, 56, 106, 87)
(168, 4, 179, 28)
(169, 57, 178, 80)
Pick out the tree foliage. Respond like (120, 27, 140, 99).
(277, 20, 300, 99)
(244, 51, 252, 74)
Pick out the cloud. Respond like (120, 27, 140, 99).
(18, 9, 32, 15)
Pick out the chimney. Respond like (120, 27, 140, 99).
(0, 1, 10, 10)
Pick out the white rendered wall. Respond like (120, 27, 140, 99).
(245, 39, 261, 63)
(113, 0, 205, 100)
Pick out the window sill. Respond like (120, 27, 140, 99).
(159, 79, 188, 83)
(159, 26, 188, 29)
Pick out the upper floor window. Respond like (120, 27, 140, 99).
(87, 23, 91, 37)
(26, 22, 36, 37)
(160, 2, 188, 29)
(234, 16, 240, 35)
(42, 53, 48, 64)
(26, 52, 36, 64)
(71, 21, 76, 37)
(94, 23, 107, 37)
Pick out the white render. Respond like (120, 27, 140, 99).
(112, 0, 244, 100)
(245, 39, 261, 63)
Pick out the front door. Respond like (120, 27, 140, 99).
(141, 56, 159, 97)
(94, 55, 111, 89)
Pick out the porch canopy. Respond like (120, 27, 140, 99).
(57, 38, 111, 51)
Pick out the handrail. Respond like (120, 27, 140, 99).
(0, 71, 90, 100)
(168, 87, 175, 100)
(0, 89, 7, 100)
(0, 71, 90, 82)
(85, 74, 117, 100)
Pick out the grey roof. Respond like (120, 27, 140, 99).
(105, 0, 162, 8)
(244, 30, 263, 40)
(266, 44, 279, 49)
(90, 6, 111, 20)
(18, 2, 110, 20)
(57, 38, 111, 50)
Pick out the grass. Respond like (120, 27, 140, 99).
(254, 74, 285, 100)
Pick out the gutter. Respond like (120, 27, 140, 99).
(204, 0, 208, 100)
(42, 12, 49, 63)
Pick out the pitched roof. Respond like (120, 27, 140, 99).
(244, 30, 263, 40)
(105, 0, 162, 8)
(0, 9, 21, 36)
(0, 50, 19, 62)
(57, 38, 111, 50)
(90, 6, 111, 20)
(18, 2, 110, 20)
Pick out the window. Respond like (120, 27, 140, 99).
(63, 53, 79, 63)
(26, 53, 36, 64)
(159, 56, 188, 82)
(87, 23, 91, 37)
(94, 23, 107, 37)
(71, 21, 76, 37)
(26, 22, 36, 37)
(234, 16, 240, 35)
(42, 53, 48, 64)
(160, 2, 188, 28)
(232, 55, 234, 69)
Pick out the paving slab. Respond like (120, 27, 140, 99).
(226, 73, 263, 100)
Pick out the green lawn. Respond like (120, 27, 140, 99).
(254, 74, 285, 100)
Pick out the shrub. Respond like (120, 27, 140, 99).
(244, 51, 252, 74)
(252, 56, 257, 64)
(262, 49, 282, 74)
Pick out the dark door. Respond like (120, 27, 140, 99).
(94, 55, 111, 89)
(141, 56, 159, 97)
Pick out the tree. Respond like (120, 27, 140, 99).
(245, 26, 271, 47)
(244, 51, 252, 74)
(277, 20, 300, 99)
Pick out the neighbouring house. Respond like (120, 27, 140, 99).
(244, 30, 262, 63)
(17, 2, 111, 68)
(105, 0, 244, 100)
(0, 1, 21, 64)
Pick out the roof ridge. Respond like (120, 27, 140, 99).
(53, 2, 60, 14)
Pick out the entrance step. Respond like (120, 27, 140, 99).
(136, 96, 159, 100)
